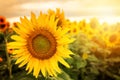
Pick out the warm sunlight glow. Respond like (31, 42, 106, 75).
(2, 0, 120, 24)
(20, 2, 60, 11)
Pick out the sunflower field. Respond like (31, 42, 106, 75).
(0, 9, 120, 80)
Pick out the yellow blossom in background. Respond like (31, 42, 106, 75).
(76, 18, 120, 49)
(105, 31, 120, 48)
(47, 8, 68, 29)
(78, 20, 96, 39)
(78, 19, 87, 33)
(82, 53, 88, 60)
(8, 9, 74, 78)
(68, 21, 80, 36)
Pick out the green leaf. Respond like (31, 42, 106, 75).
(46, 76, 64, 80)
(90, 67, 99, 75)
(58, 71, 73, 80)
(88, 55, 99, 62)
(76, 59, 87, 69)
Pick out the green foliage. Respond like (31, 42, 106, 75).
(68, 33, 120, 80)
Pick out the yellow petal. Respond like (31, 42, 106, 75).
(37, 13, 46, 28)
(15, 53, 30, 64)
(44, 60, 54, 76)
(56, 47, 72, 58)
(23, 16, 34, 31)
(33, 59, 41, 78)
(12, 49, 27, 55)
(17, 22, 30, 34)
(26, 57, 35, 74)
(56, 27, 69, 38)
(11, 35, 26, 42)
(18, 55, 31, 67)
(20, 17, 33, 31)
(62, 47, 74, 55)
(12, 27, 27, 38)
(50, 57, 61, 73)
(8, 42, 26, 47)
(49, 15, 56, 32)
(58, 56, 70, 68)
(57, 36, 75, 45)
(40, 60, 46, 77)
(31, 12, 37, 26)
(45, 60, 57, 76)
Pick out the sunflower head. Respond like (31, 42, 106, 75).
(105, 32, 120, 48)
(68, 21, 80, 36)
(8, 10, 74, 78)
(48, 8, 68, 28)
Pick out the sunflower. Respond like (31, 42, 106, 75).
(105, 31, 120, 47)
(68, 21, 80, 36)
(47, 8, 68, 28)
(82, 24, 95, 39)
(8, 11, 74, 78)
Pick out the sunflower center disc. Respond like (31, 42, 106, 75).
(33, 35, 51, 54)
(27, 29, 57, 60)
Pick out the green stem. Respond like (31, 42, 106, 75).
(4, 36, 13, 79)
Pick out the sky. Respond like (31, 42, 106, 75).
(0, 0, 120, 24)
